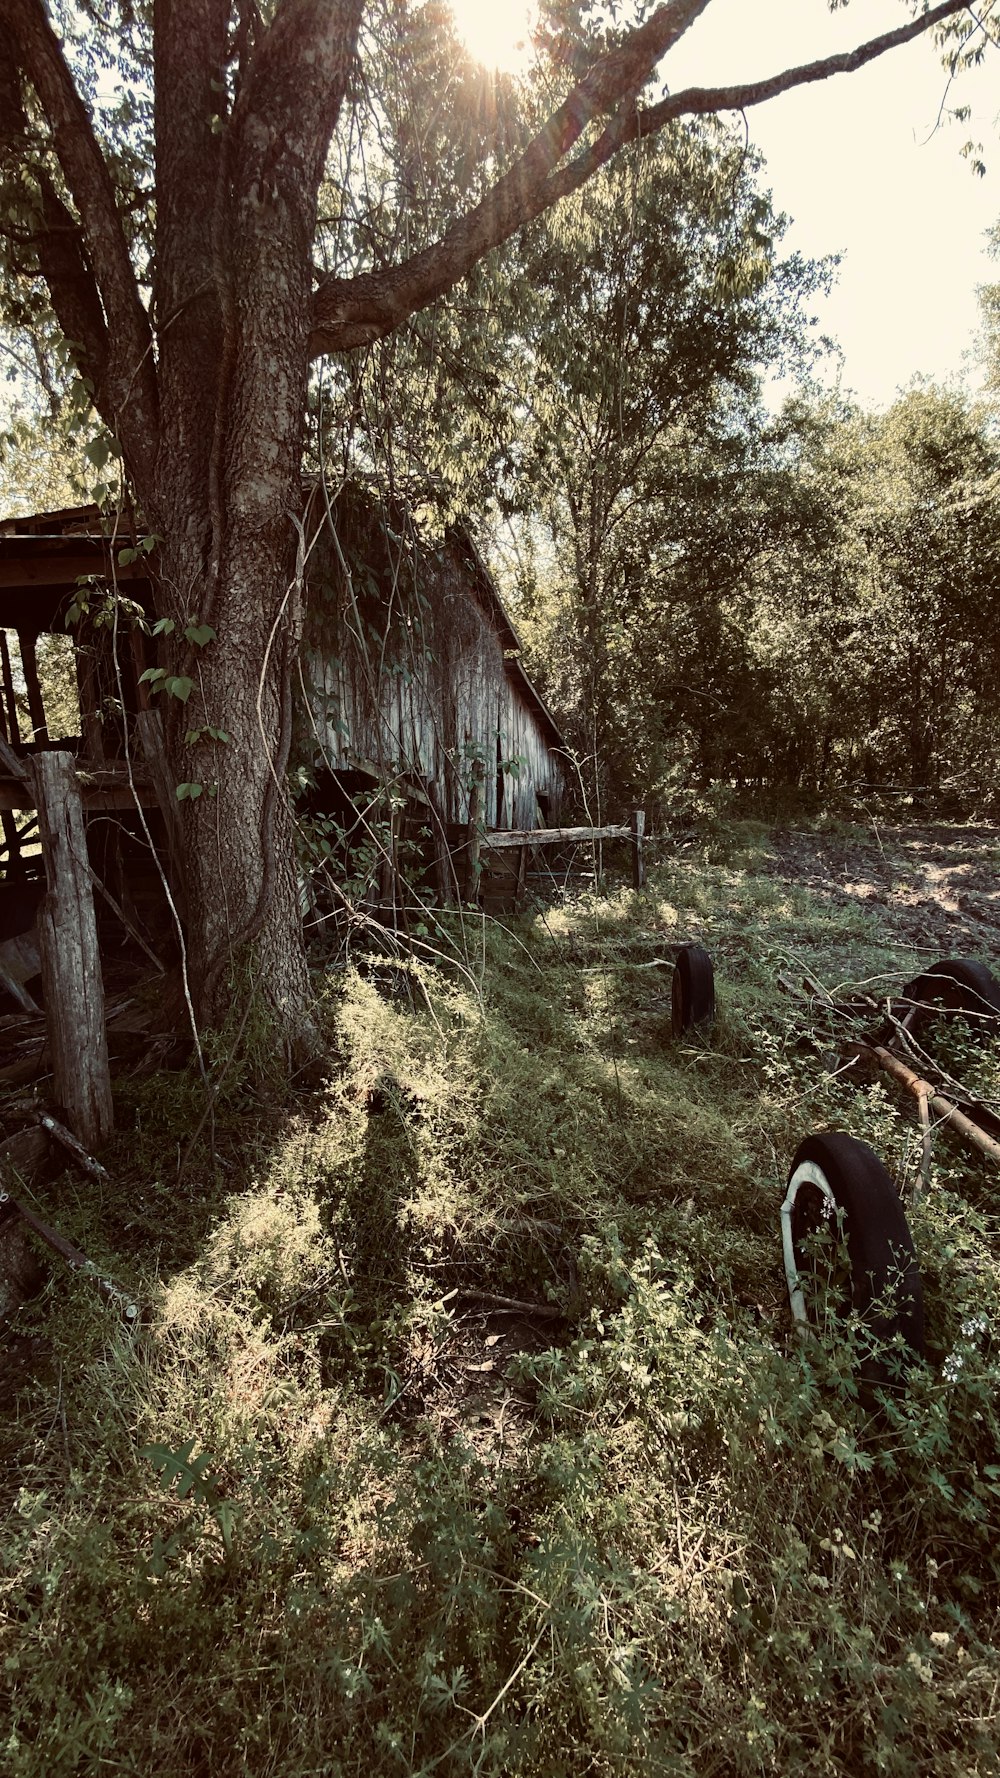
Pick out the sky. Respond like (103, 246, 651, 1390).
(451, 0, 1000, 410)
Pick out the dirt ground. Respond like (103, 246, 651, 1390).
(766, 822, 1000, 960)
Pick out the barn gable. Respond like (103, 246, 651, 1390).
(300, 484, 568, 832)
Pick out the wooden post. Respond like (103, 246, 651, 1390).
(17, 631, 48, 745)
(75, 641, 105, 761)
(514, 843, 528, 909)
(0, 631, 21, 747)
(465, 757, 485, 904)
(28, 750, 113, 1148)
(630, 808, 646, 891)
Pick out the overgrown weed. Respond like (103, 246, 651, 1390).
(2, 839, 1000, 1773)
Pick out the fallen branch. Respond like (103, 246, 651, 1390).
(451, 1288, 565, 1321)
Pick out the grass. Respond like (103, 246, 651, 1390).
(2, 821, 1000, 1775)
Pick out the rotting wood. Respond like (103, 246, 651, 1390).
(868, 1044, 1000, 1168)
(0, 1125, 48, 1177)
(0, 731, 26, 782)
(27, 750, 113, 1149)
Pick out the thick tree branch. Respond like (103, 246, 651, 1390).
(7, 0, 159, 479)
(310, 0, 974, 356)
(0, 40, 109, 398)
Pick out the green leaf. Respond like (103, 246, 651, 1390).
(184, 624, 216, 648)
(150, 617, 175, 637)
(141, 1440, 219, 1506)
(139, 667, 166, 686)
(164, 675, 194, 702)
(175, 781, 203, 801)
(84, 434, 111, 469)
(118, 547, 137, 566)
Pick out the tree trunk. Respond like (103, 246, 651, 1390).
(150, 487, 312, 1047)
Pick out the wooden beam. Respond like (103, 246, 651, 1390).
(0, 777, 157, 813)
(0, 553, 145, 590)
(27, 751, 113, 1148)
(481, 822, 631, 851)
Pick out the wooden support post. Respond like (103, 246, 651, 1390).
(515, 843, 528, 909)
(0, 731, 27, 877)
(465, 757, 485, 904)
(0, 630, 21, 747)
(27, 751, 113, 1148)
(75, 640, 105, 761)
(17, 631, 48, 745)
(630, 809, 646, 891)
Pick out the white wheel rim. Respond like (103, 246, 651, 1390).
(781, 1160, 837, 1328)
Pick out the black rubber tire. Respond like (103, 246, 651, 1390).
(783, 1131, 924, 1384)
(900, 958, 1000, 1033)
(671, 943, 716, 1039)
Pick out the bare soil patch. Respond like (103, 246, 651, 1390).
(767, 823, 1000, 959)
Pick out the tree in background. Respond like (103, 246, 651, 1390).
(494, 120, 829, 820)
(0, 0, 975, 1046)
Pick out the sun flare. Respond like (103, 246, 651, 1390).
(447, 0, 537, 76)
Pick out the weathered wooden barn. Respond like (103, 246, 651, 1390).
(0, 490, 569, 869)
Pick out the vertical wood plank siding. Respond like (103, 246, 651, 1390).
(303, 493, 567, 828)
